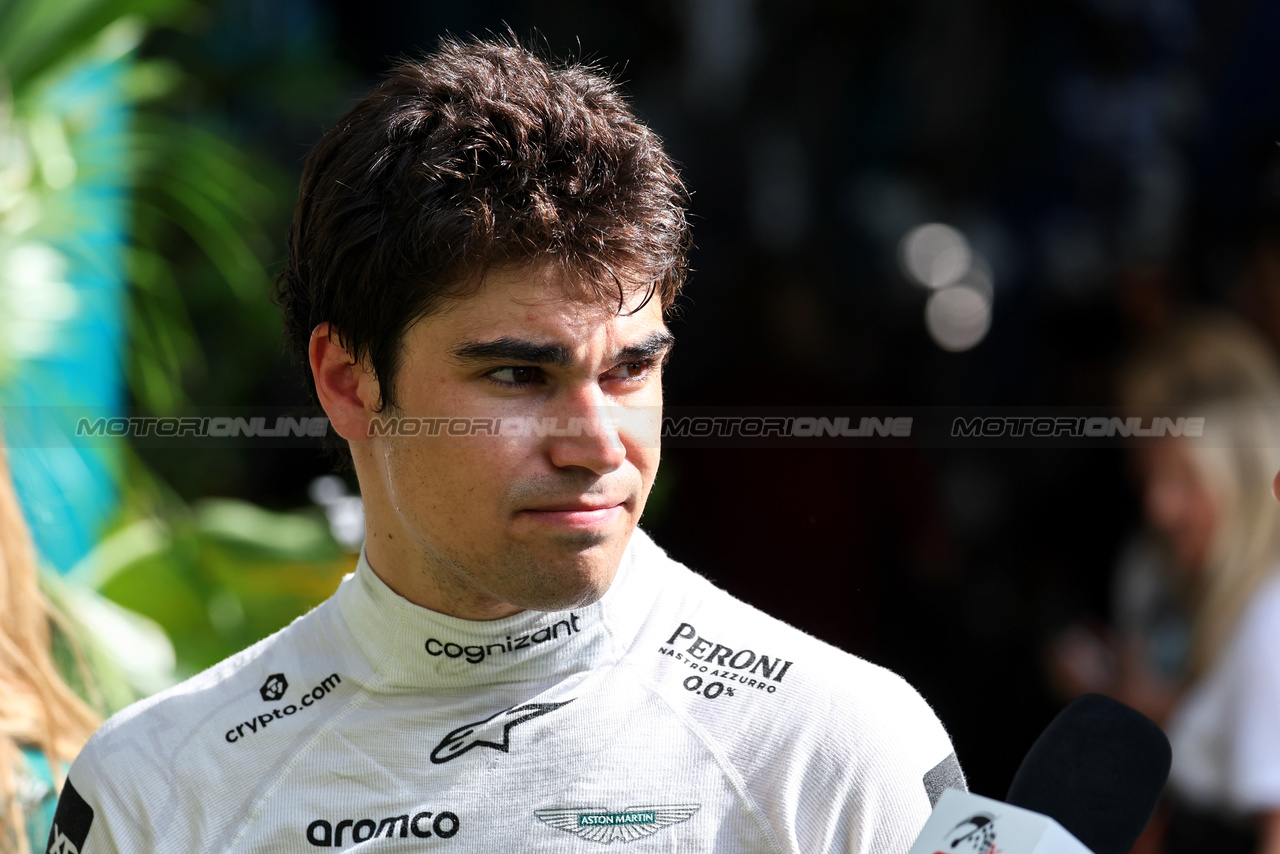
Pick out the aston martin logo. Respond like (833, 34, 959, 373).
(429, 701, 572, 764)
(534, 804, 700, 844)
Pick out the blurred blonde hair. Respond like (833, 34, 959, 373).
(0, 444, 99, 854)
(1120, 313, 1280, 681)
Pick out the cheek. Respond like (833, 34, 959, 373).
(633, 442, 661, 488)
(616, 401, 663, 465)
(383, 436, 514, 523)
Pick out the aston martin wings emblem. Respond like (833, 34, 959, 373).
(534, 804, 700, 844)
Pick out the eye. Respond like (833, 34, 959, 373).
(486, 366, 542, 387)
(603, 360, 653, 383)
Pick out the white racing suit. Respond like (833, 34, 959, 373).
(50, 528, 963, 853)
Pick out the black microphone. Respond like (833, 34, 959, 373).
(1005, 694, 1171, 854)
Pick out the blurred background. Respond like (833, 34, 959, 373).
(3, 0, 1280, 809)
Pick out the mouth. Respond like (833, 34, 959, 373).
(518, 499, 628, 529)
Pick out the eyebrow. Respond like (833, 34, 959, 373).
(450, 338, 574, 368)
(614, 331, 676, 364)
(449, 331, 675, 368)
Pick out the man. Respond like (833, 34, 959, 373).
(51, 38, 963, 853)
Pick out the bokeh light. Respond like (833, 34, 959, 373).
(925, 284, 992, 352)
(899, 222, 972, 289)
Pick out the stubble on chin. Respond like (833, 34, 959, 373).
(412, 516, 629, 616)
(487, 534, 624, 611)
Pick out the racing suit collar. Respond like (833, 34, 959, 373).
(335, 529, 655, 691)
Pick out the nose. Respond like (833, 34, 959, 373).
(545, 385, 628, 476)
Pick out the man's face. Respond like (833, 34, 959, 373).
(352, 265, 670, 619)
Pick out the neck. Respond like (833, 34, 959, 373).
(362, 528, 525, 621)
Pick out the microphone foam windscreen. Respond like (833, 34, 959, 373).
(1005, 694, 1171, 854)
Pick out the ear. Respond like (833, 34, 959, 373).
(309, 323, 381, 443)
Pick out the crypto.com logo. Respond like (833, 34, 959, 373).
(260, 673, 288, 702)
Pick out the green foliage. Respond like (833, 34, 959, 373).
(0, 10, 147, 384)
(2, 0, 293, 417)
(42, 567, 149, 714)
(126, 111, 282, 414)
(2, 0, 352, 696)
(71, 490, 352, 679)
(0, 0, 180, 90)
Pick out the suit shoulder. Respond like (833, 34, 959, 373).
(648, 570, 940, 726)
(630, 541, 955, 758)
(627, 545, 961, 847)
(90, 600, 332, 741)
(70, 597, 356, 822)
(633, 547, 937, 716)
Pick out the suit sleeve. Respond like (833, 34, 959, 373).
(44, 773, 117, 853)
(781, 665, 965, 854)
(44, 744, 151, 854)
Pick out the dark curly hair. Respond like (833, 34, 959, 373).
(276, 36, 690, 413)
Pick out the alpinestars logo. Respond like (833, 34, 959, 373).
(534, 805, 700, 844)
(429, 701, 572, 764)
(938, 812, 998, 854)
(260, 673, 287, 701)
